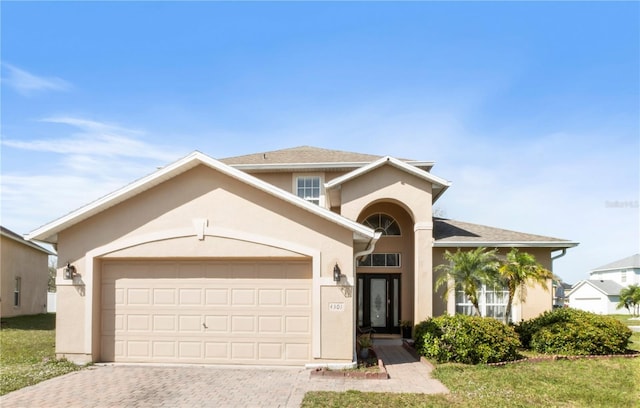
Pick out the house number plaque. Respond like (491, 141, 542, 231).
(328, 302, 345, 312)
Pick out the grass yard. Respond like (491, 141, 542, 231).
(302, 357, 640, 407)
(0, 313, 80, 396)
(611, 314, 640, 352)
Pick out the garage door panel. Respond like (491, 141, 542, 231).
(178, 289, 202, 305)
(153, 315, 176, 331)
(286, 289, 311, 306)
(101, 260, 311, 365)
(258, 289, 283, 305)
(205, 289, 229, 305)
(231, 289, 256, 306)
(153, 289, 176, 305)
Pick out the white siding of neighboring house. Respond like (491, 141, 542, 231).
(568, 283, 620, 315)
(590, 268, 640, 286)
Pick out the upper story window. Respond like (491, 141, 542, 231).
(621, 270, 627, 283)
(363, 213, 401, 236)
(296, 176, 322, 206)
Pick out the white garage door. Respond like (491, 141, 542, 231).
(101, 260, 312, 365)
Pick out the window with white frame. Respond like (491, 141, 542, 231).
(363, 213, 401, 236)
(14, 277, 21, 307)
(456, 284, 509, 321)
(296, 176, 322, 205)
(621, 270, 627, 283)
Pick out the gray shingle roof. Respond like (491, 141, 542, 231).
(220, 146, 386, 165)
(592, 254, 640, 272)
(433, 218, 577, 248)
(219, 146, 436, 171)
(584, 279, 624, 296)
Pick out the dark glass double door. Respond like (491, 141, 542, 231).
(357, 274, 401, 334)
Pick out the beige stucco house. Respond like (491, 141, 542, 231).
(1, 226, 55, 317)
(27, 146, 577, 367)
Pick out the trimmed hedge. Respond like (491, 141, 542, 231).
(515, 308, 632, 355)
(414, 314, 521, 364)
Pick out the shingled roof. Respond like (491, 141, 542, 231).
(591, 253, 640, 272)
(433, 218, 577, 248)
(219, 146, 434, 171)
(574, 279, 624, 296)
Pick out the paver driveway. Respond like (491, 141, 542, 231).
(1, 365, 311, 408)
(0, 345, 448, 408)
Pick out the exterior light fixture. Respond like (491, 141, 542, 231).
(333, 263, 341, 282)
(63, 263, 76, 280)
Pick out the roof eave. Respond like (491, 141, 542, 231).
(1, 231, 56, 255)
(433, 241, 579, 248)
(26, 151, 379, 244)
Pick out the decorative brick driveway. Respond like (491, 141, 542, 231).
(0, 345, 448, 407)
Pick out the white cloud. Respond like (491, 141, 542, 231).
(1, 117, 188, 235)
(1, 63, 71, 95)
(2, 116, 178, 162)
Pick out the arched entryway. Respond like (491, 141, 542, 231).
(356, 201, 414, 334)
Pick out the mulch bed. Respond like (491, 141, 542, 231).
(310, 348, 389, 379)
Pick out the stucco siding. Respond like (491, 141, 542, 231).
(54, 164, 357, 365)
(0, 236, 49, 317)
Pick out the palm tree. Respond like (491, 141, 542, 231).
(497, 248, 552, 324)
(617, 284, 640, 317)
(435, 247, 500, 317)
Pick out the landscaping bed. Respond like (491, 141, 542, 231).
(310, 348, 388, 379)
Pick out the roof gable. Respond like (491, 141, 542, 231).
(433, 218, 578, 248)
(26, 151, 379, 244)
(325, 156, 451, 202)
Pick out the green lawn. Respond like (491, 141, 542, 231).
(0, 313, 80, 396)
(302, 358, 640, 407)
(611, 314, 640, 352)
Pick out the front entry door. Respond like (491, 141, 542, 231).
(357, 274, 400, 334)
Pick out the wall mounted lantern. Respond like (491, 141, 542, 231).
(333, 263, 342, 282)
(63, 263, 76, 280)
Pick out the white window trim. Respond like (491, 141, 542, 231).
(455, 284, 514, 322)
(293, 173, 325, 207)
(362, 213, 402, 236)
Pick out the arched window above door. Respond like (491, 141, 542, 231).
(363, 213, 401, 236)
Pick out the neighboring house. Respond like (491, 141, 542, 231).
(1, 226, 55, 318)
(26, 146, 577, 367)
(552, 280, 572, 308)
(568, 280, 624, 315)
(589, 254, 640, 286)
(568, 254, 640, 315)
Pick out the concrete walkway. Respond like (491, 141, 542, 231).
(1, 344, 448, 408)
(300, 344, 449, 396)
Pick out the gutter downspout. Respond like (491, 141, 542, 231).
(352, 232, 381, 365)
(550, 249, 568, 307)
(551, 248, 567, 261)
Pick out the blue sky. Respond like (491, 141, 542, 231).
(1, 2, 638, 284)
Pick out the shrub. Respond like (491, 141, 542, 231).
(515, 308, 632, 355)
(414, 314, 521, 364)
